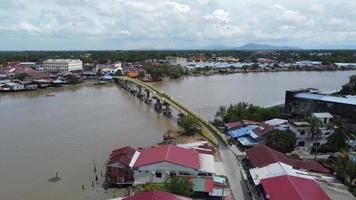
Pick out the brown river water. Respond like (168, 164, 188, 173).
(0, 71, 354, 200)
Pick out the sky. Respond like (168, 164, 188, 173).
(0, 0, 356, 50)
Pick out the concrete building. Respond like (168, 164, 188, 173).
(285, 88, 356, 124)
(166, 56, 187, 66)
(289, 113, 334, 149)
(42, 59, 83, 72)
(132, 145, 215, 184)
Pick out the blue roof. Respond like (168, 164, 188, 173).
(295, 92, 356, 106)
(227, 125, 258, 138)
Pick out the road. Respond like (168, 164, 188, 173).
(218, 141, 251, 200)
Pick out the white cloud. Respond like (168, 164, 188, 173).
(204, 9, 230, 23)
(165, 1, 191, 13)
(18, 22, 41, 33)
(0, 0, 356, 49)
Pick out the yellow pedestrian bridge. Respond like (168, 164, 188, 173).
(115, 76, 229, 147)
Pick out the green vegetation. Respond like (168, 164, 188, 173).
(318, 117, 355, 153)
(142, 63, 187, 79)
(1, 50, 356, 66)
(334, 152, 356, 194)
(164, 176, 193, 197)
(339, 74, 356, 95)
(213, 102, 284, 126)
(143, 176, 193, 197)
(143, 183, 165, 191)
(179, 115, 201, 135)
(265, 130, 297, 153)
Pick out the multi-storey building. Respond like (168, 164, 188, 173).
(42, 59, 83, 72)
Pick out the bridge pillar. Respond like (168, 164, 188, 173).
(136, 85, 144, 99)
(153, 97, 162, 112)
(144, 89, 151, 104)
(163, 102, 172, 116)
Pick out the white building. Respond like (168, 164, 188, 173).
(166, 56, 187, 66)
(289, 113, 334, 149)
(132, 144, 215, 184)
(42, 59, 83, 72)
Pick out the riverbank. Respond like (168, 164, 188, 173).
(144, 68, 356, 83)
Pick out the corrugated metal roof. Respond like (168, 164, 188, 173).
(312, 112, 333, 119)
(198, 153, 215, 174)
(245, 144, 330, 174)
(134, 145, 200, 170)
(295, 92, 356, 106)
(249, 162, 313, 185)
(227, 125, 258, 138)
(261, 175, 331, 200)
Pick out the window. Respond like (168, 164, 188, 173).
(298, 141, 305, 146)
(325, 132, 330, 135)
(300, 131, 305, 136)
(155, 172, 162, 178)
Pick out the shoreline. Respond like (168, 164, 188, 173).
(144, 68, 356, 83)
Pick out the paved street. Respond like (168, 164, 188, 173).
(218, 141, 251, 200)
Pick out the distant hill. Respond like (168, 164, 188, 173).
(202, 43, 300, 50)
(235, 43, 300, 50)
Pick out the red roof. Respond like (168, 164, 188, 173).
(108, 146, 136, 166)
(134, 145, 200, 170)
(251, 124, 275, 137)
(225, 122, 243, 129)
(123, 190, 192, 200)
(260, 175, 330, 200)
(245, 144, 330, 173)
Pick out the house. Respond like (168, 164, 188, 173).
(106, 146, 140, 185)
(122, 190, 192, 200)
(190, 176, 229, 198)
(227, 123, 274, 147)
(260, 175, 330, 200)
(133, 144, 215, 184)
(245, 144, 330, 174)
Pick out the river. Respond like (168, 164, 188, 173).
(0, 71, 354, 200)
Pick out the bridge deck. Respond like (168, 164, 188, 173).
(115, 76, 229, 147)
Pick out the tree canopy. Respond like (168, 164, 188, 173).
(326, 117, 355, 152)
(265, 130, 297, 153)
(213, 102, 284, 126)
(339, 74, 356, 95)
(179, 115, 201, 135)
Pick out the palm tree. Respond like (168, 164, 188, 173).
(96, 69, 102, 83)
(309, 116, 322, 160)
(327, 117, 355, 152)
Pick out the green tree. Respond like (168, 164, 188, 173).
(265, 130, 297, 153)
(334, 152, 356, 192)
(339, 75, 356, 95)
(180, 115, 201, 134)
(327, 117, 355, 152)
(309, 116, 322, 160)
(96, 68, 102, 83)
(164, 176, 193, 197)
(213, 102, 284, 123)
